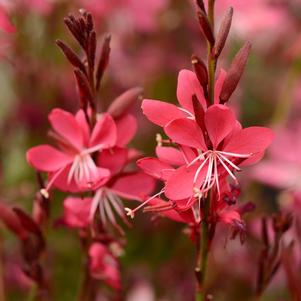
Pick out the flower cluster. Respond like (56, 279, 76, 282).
(24, 11, 154, 295)
(126, 10, 273, 236)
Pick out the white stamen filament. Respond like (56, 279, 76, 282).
(125, 189, 165, 219)
(91, 189, 130, 231)
(191, 150, 252, 198)
(68, 152, 98, 187)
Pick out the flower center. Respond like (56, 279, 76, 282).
(190, 150, 252, 198)
(90, 188, 130, 235)
(68, 152, 98, 187)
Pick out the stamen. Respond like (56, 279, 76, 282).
(40, 188, 49, 199)
(188, 150, 209, 167)
(124, 189, 164, 219)
(144, 202, 175, 212)
(218, 152, 241, 171)
(67, 152, 98, 187)
(192, 149, 251, 198)
(218, 151, 252, 158)
(156, 133, 171, 147)
(40, 166, 66, 198)
(193, 155, 210, 184)
(216, 153, 238, 183)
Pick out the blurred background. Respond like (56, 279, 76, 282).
(0, 1, 301, 300)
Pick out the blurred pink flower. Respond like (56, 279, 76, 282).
(215, 0, 290, 38)
(80, 0, 168, 33)
(0, 5, 15, 33)
(252, 122, 301, 193)
(63, 197, 92, 229)
(89, 243, 120, 290)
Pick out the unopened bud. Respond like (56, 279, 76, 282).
(214, 7, 233, 58)
(219, 42, 251, 104)
(107, 87, 143, 118)
(197, 11, 215, 47)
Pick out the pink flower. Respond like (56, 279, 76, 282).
(163, 104, 273, 201)
(142, 69, 226, 127)
(252, 122, 301, 193)
(214, 0, 290, 38)
(89, 243, 120, 290)
(62, 197, 92, 229)
(79, 0, 168, 33)
(27, 108, 117, 195)
(62, 148, 155, 231)
(130, 104, 272, 222)
(60, 113, 155, 231)
(0, 6, 15, 33)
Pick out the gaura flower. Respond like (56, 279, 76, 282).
(26, 108, 117, 196)
(60, 113, 155, 232)
(142, 69, 226, 127)
(164, 104, 274, 201)
(128, 104, 273, 220)
(62, 146, 155, 233)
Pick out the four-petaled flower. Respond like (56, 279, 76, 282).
(27, 108, 117, 196)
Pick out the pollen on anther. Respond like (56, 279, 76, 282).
(40, 188, 49, 199)
(125, 208, 135, 219)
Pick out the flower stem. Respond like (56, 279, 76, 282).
(195, 195, 211, 301)
(0, 234, 5, 301)
(207, 0, 216, 105)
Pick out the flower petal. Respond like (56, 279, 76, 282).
(63, 197, 92, 229)
(97, 147, 128, 175)
(90, 113, 117, 149)
(137, 157, 174, 180)
(75, 110, 90, 145)
(223, 127, 274, 154)
(26, 145, 72, 172)
(0, 7, 15, 33)
(49, 108, 83, 150)
(177, 69, 206, 111)
(142, 99, 185, 127)
(204, 104, 236, 148)
(165, 164, 206, 200)
(214, 69, 227, 104)
(164, 118, 207, 150)
(115, 114, 137, 146)
(111, 172, 156, 200)
(155, 146, 186, 166)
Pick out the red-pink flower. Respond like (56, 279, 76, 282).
(62, 146, 155, 231)
(62, 197, 92, 229)
(0, 6, 15, 33)
(130, 104, 273, 221)
(89, 243, 120, 290)
(27, 108, 117, 195)
(163, 104, 273, 201)
(142, 69, 226, 127)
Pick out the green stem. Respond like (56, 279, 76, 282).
(0, 234, 5, 301)
(26, 284, 38, 301)
(195, 196, 211, 301)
